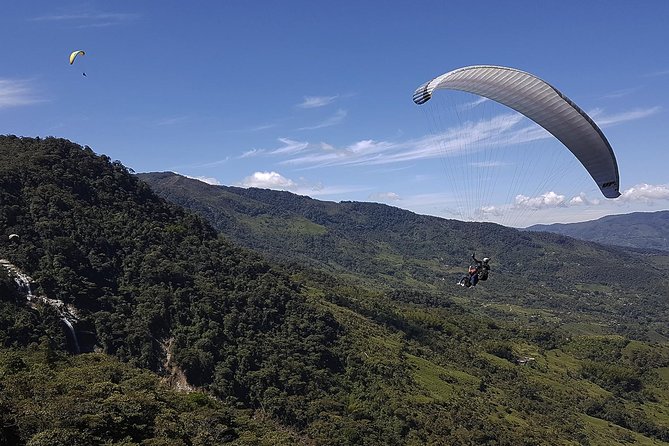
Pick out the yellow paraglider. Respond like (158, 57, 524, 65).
(69, 50, 85, 65)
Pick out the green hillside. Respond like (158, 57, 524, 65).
(139, 172, 669, 342)
(0, 346, 307, 445)
(1, 138, 668, 444)
(527, 211, 669, 252)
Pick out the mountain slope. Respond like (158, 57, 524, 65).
(139, 172, 669, 337)
(526, 210, 669, 251)
(0, 136, 351, 439)
(2, 139, 669, 444)
(0, 346, 306, 445)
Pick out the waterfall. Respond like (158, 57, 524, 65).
(13, 272, 33, 300)
(62, 318, 81, 354)
(2, 259, 83, 354)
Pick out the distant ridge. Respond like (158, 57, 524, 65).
(4, 136, 669, 446)
(526, 210, 669, 251)
(138, 172, 669, 304)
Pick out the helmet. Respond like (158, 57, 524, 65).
(482, 258, 490, 263)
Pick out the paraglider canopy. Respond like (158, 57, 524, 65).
(8, 234, 19, 241)
(69, 50, 85, 65)
(413, 65, 620, 199)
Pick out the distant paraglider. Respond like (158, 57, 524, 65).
(69, 50, 86, 76)
(69, 50, 85, 65)
(8, 234, 19, 242)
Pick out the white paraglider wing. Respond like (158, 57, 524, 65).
(69, 50, 85, 65)
(413, 65, 620, 198)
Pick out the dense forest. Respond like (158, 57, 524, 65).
(1, 137, 668, 445)
(140, 172, 669, 342)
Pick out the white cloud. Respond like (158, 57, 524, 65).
(589, 106, 661, 126)
(437, 191, 605, 224)
(569, 192, 600, 206)
(221, 122, 279, 133)
(247, 123, 277, 132)
(239, 149, 264, 158)
(297, 95, 338, 109)
(31, 12, 139, 27)
(183, 175, 221, 185)
(478, 205, 504, 216)
(299, 109, 347, 130)
(270, 138, 309, 155)
(32, 12, 138, 21)
(397, 185, 668, 228)
(619, 183, 669, 203)
(282, 138, 392, 168)
(457, 97, 489, 111)
(0, 79, 42, 108)
(369, 192, 401, 201)
(569, 195, 585, 206)
(256, 104, 658, 170)
(515, 191, 566, 209)
(512, 191, 604, 210)
(462, 191, 604, 221)
(237, 171, 368, 197)
(239, 171, 297, 190)
(283, 112, 527, 168)
(643, 69, 669, 78)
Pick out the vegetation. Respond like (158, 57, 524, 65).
(0, 137, 668, 444)
(0, 136, 347, 442)
(0, 347, 245, 445)
(140, 172, 669, 342)
(527, 210, 669, 252)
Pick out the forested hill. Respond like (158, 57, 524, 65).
(139, 172, 669, 333)
(526, 210, 669, 251)
(0, 136, 349, 443)
(2, 138, 669, 445)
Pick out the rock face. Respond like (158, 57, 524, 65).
(161, 337, 195, 392)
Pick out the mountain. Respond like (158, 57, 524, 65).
(0, 136, 349, 444)
(139, 172, 669, 337)
(2, 138, 669, 445)
(526, 211, 669, 251)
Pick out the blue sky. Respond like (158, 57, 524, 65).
(2, 1, 668, 226)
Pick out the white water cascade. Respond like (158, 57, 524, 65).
(1, 259, 82, 354)
(13, 271, 33, 299)
(61, 318, 81, 354)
